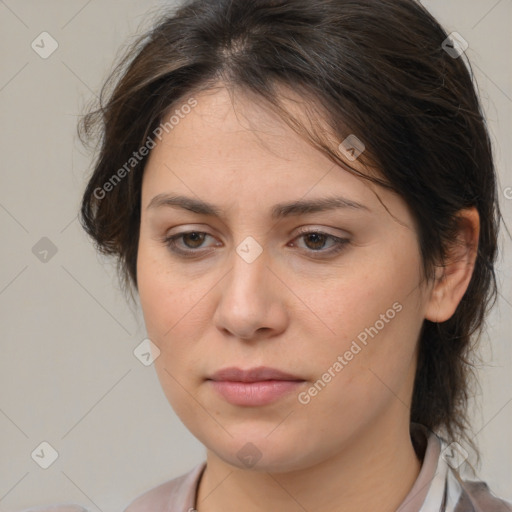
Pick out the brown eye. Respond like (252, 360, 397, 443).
(163, 231, 219, 256)
(181, 232, 207, 248)
(291, 230, 350, 258)
(302, 232, 329, 251)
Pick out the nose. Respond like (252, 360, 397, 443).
(213, 246, 289, 341)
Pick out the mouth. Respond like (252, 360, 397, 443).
(207, 366, 306, 406)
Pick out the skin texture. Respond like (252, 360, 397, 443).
(136, 85, 479, 512)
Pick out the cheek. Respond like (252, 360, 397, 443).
(137, 241, 198, 337)
(137, 253, 170, 340)
(136, 241, 213, 381)
(137, 246, 207, 422)
(295, 238, 423, 402)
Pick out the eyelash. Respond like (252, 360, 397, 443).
(162, 229, 350, 259)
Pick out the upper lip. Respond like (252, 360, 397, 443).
(208, 366, 304, 382)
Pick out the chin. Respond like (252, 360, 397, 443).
(203, 431, 324, 473)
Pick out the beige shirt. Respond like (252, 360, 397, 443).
(123, 424, 512, 512)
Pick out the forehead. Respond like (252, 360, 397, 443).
(140, 85, 412, 228)
(155, 85, 333, 166)
(145, 87, 366, 188)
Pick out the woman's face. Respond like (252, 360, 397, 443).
(137, 86, 433, 472)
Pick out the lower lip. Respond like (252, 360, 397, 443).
(208, 380, 304, 406)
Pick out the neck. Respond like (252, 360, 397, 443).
(195, 415, 422, 512)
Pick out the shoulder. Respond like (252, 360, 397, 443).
(123, 462, 207, 512)
(457, 478, 512, 511)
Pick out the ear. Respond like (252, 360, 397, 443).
(424, 208, 480, 323)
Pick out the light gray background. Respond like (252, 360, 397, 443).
(0, 1, 511, 511)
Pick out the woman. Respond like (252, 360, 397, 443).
(78, 0, 511, 510)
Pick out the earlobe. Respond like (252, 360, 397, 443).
(424, 208, 480, 323)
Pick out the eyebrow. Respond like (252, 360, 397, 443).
(146, 193, 370, 219)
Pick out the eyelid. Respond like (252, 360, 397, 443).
(294, 225, 350, 238)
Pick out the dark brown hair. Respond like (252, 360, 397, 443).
(79, 0, 501, 456)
